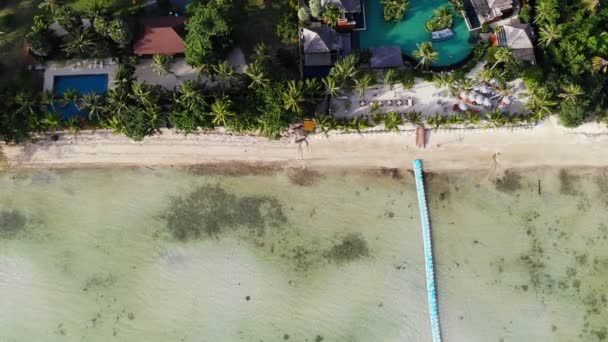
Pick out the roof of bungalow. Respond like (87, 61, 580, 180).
(134, 16, 187, 56)
(469, 0, 513, 25)
(302, 26, 336, 66)
(497, 21, 536, 64)
(370, 46, 403, 69)
(302, 26, 335, 54)
(322, 0, 362, 13)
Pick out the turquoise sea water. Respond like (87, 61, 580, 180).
(1, 166, 607, 341)
(359, 0, 474, 66)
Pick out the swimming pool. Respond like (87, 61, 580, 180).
(53, 74, 109, 96)
(359, 0, 474, 67)
(51, 74, 109, 119)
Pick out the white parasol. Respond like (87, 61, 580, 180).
(483, 98, 492, 107)
(475, 95, 484, 104)
(459, 102, 468, 111)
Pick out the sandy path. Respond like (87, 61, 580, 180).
(2, 117, 608, 172)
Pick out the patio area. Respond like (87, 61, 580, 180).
(330, 76, 528, 120)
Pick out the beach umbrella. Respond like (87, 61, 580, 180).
(475, 95, 484, 104)
(459, 91, 467, 99)
(483, 98, 492, 107)
(468, 93, 477, 102)
(360, 100, 366, 106)
(480, 85, 489, 94)
(502, 96, 511, 105)
(473, 86, 480, 91)
(459, 102, 468, 111)
(490, 78, 498, 84)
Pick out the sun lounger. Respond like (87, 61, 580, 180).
(407, 97, 413, 106)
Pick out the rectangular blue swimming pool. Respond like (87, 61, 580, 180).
(53, 74, 109, 96)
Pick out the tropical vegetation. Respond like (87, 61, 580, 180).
(381, 0, 410, 22)
(425, 6, 454, 31)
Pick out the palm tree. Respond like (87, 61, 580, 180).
(42, 112, 62, 133)
(323, 5, 343, 27)
(432, 72, 454, 90)
(152, 54, 174, 76)
(303, 78, 323, 102)
(466, 110, 481, 125)
(525, 87, 557, 118)
(15, 91, 38, 115)
(244, 63, 269, 89)
(491, 47, 514, 70)
(426, 113, 443, 130)
(538, 23, 562, 47)
(106, 88, 129, 117)
(252, 42, 271, 66)
(592, 56, 608, 73)
(558, 83, 584, 104)
(313, 115, 337, 134)
(322, 76, 341, 97)
(383, 68, 398, 90)
(405, 111, 422, 126)
(485, 110, 506, 127)
(495, 81, 513, 97)
(354, 73, 373, 97)
(330, 55, 359, 86)
(63, 88, 82, 111)
(534, 1, 558, 24)
(62, 28, 96, 58)
(176, 80, 206, 111)
(39, 0, 62, 13)
(384, 111, 403, 132)
(214, 61, 237, 90)
(82, 93, 105, 120)
(130, 82, 155, 109)
(66, 116, 81, 135)
(475, 68, 494, 84)
(210, 98, 235, 126)
(283, 80, 304, 114)
(40, 90, 57, 112)
(349, 117, 371, 133)
(113, 64, 134, 89)
(582, 0, 600, 13)
(413, 42, 438, 69)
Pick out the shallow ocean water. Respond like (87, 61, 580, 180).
(0, 166, 607, 341)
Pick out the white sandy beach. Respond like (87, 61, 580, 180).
(2, 117, 608, 172)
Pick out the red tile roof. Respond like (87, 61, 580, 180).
(134, 16, 187, 56)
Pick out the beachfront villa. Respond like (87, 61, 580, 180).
(493, 20, 536, 65)
(462, 0, 514, 31)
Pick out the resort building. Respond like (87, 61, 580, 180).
(134, 16, 187, 56)
(369, 46, 403, 69)
(494, 21, 536, 65)
(463, 0, 514, 30)
(322, 0, 365, 29)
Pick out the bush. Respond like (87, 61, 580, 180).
(298, 6, 311, 24)
(519, 4, 532, 23)
(558, 101, 587, 128)
(0, 13, 15, 30)
(93, 16, 111, 37)
(108, 18, 132, 46)
(381, 0, 409, 21)
(26, 30, 52, 57)
(309, 0, 322, 18)
(481, 23, 492, 33)
(276, 12, 299, 45)
(522, 65, 544, 89)
(425, 7, 453, 31)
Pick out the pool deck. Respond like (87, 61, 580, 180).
(43, 59, 118, 93)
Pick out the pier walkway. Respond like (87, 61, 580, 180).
(413, 159, 442, 342)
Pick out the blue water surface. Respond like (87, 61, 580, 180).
(52, 74, 109, 119)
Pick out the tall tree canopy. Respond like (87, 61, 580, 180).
(185, 0, 234, 67)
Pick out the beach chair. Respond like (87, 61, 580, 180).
(407, 97, 413, 106)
